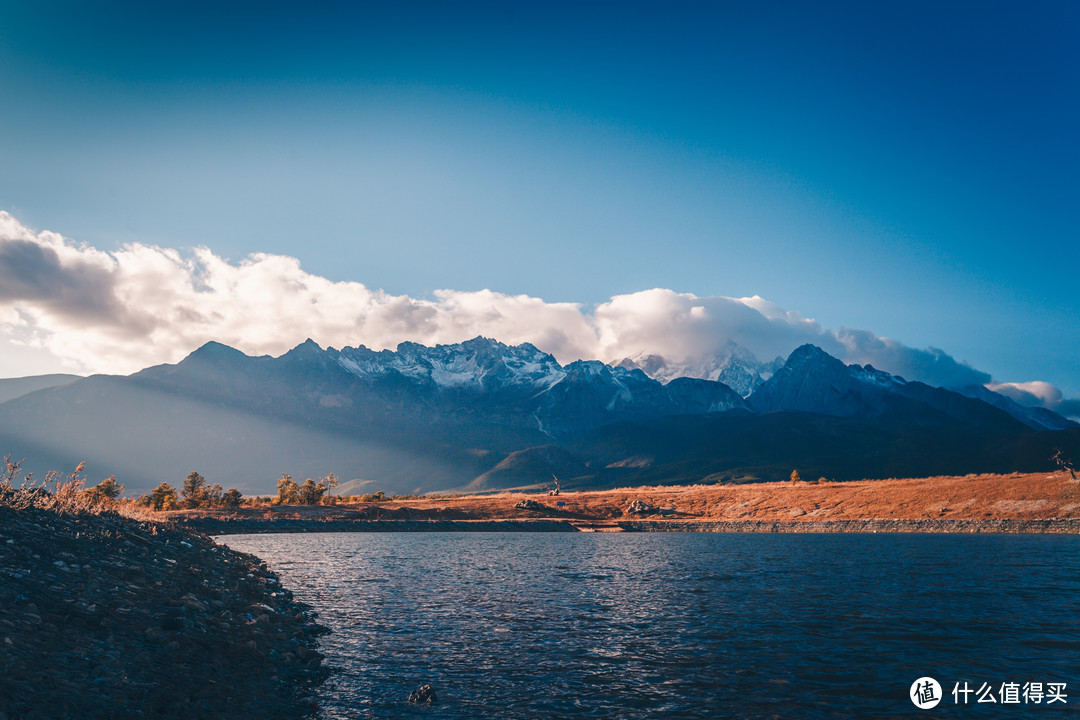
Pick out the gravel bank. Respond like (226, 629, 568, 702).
(0, 505, 329, 719)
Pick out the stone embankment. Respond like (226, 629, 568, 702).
(618, 518, 1080, 533)
(0, 505, 329, 720)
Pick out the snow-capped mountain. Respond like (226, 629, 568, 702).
(0, 337, 1074, 495)
(616, 341, 783, 397)
(139, 336, 749, 439)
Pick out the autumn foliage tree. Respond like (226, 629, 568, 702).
(275, 474, 300, 505)
(181, 471, 207, 508)
(150, 482, 179, 510)
(222, 488, 243, 508)
(85, 475, 124, 505)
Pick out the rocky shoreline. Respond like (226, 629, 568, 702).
(175, 516, 1080, 535)
(0, 505, 329, 720)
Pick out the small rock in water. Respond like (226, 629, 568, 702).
(408, 684, 437, 704)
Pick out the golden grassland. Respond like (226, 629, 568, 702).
(164, 471, 1080, 525)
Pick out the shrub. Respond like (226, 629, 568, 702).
(790, 469, 801, 483)
(0, 458, 92, 513)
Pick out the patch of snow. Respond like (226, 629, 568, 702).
(851, 365, 905, 388)
(615, 341, 771, 396)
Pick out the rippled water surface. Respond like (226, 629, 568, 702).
(219, 532, 1079, 718)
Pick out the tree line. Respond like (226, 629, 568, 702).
(130, 471, 340, 510)
(132, 472, 243, 511)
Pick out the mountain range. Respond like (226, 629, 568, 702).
(0, 337, 1075, 496)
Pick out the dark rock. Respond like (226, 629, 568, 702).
(627, 500, 653, 515)
(408, 684, 438, 704)
(514, 499, 544, 511)
(0, 502, 330, 719)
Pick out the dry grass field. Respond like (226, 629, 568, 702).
(169, 471, 1080, 525)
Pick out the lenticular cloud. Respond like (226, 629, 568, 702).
(0, 211, 1066, 415)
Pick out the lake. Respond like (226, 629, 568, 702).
(219, 532, 1079, 718)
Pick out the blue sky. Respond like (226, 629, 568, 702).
(0, 1, 1077, 402)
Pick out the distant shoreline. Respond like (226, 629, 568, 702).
(184, 517, 1080, 535)
(168, 471, 1080, 536)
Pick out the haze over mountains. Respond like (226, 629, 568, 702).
(0, 338, 1075, 496)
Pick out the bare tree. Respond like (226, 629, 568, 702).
(1052, 449, 1077, 479)
(547, 474, 561, 496)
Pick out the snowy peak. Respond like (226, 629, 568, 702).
(615, 340, 779, 397)
(780, 343, 843, 373)
(336, 336, 565, 392)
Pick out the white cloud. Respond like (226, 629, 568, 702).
(989, 381, 1062, 407)
(988, 381, 1080, 420)
(0, 210, 1075, 420)
(592, 289, 840, 363)
(835, 328, 991, 388)
(0, 212, 602, 374)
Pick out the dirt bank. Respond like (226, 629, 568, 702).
(0, 505, 328, 719)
